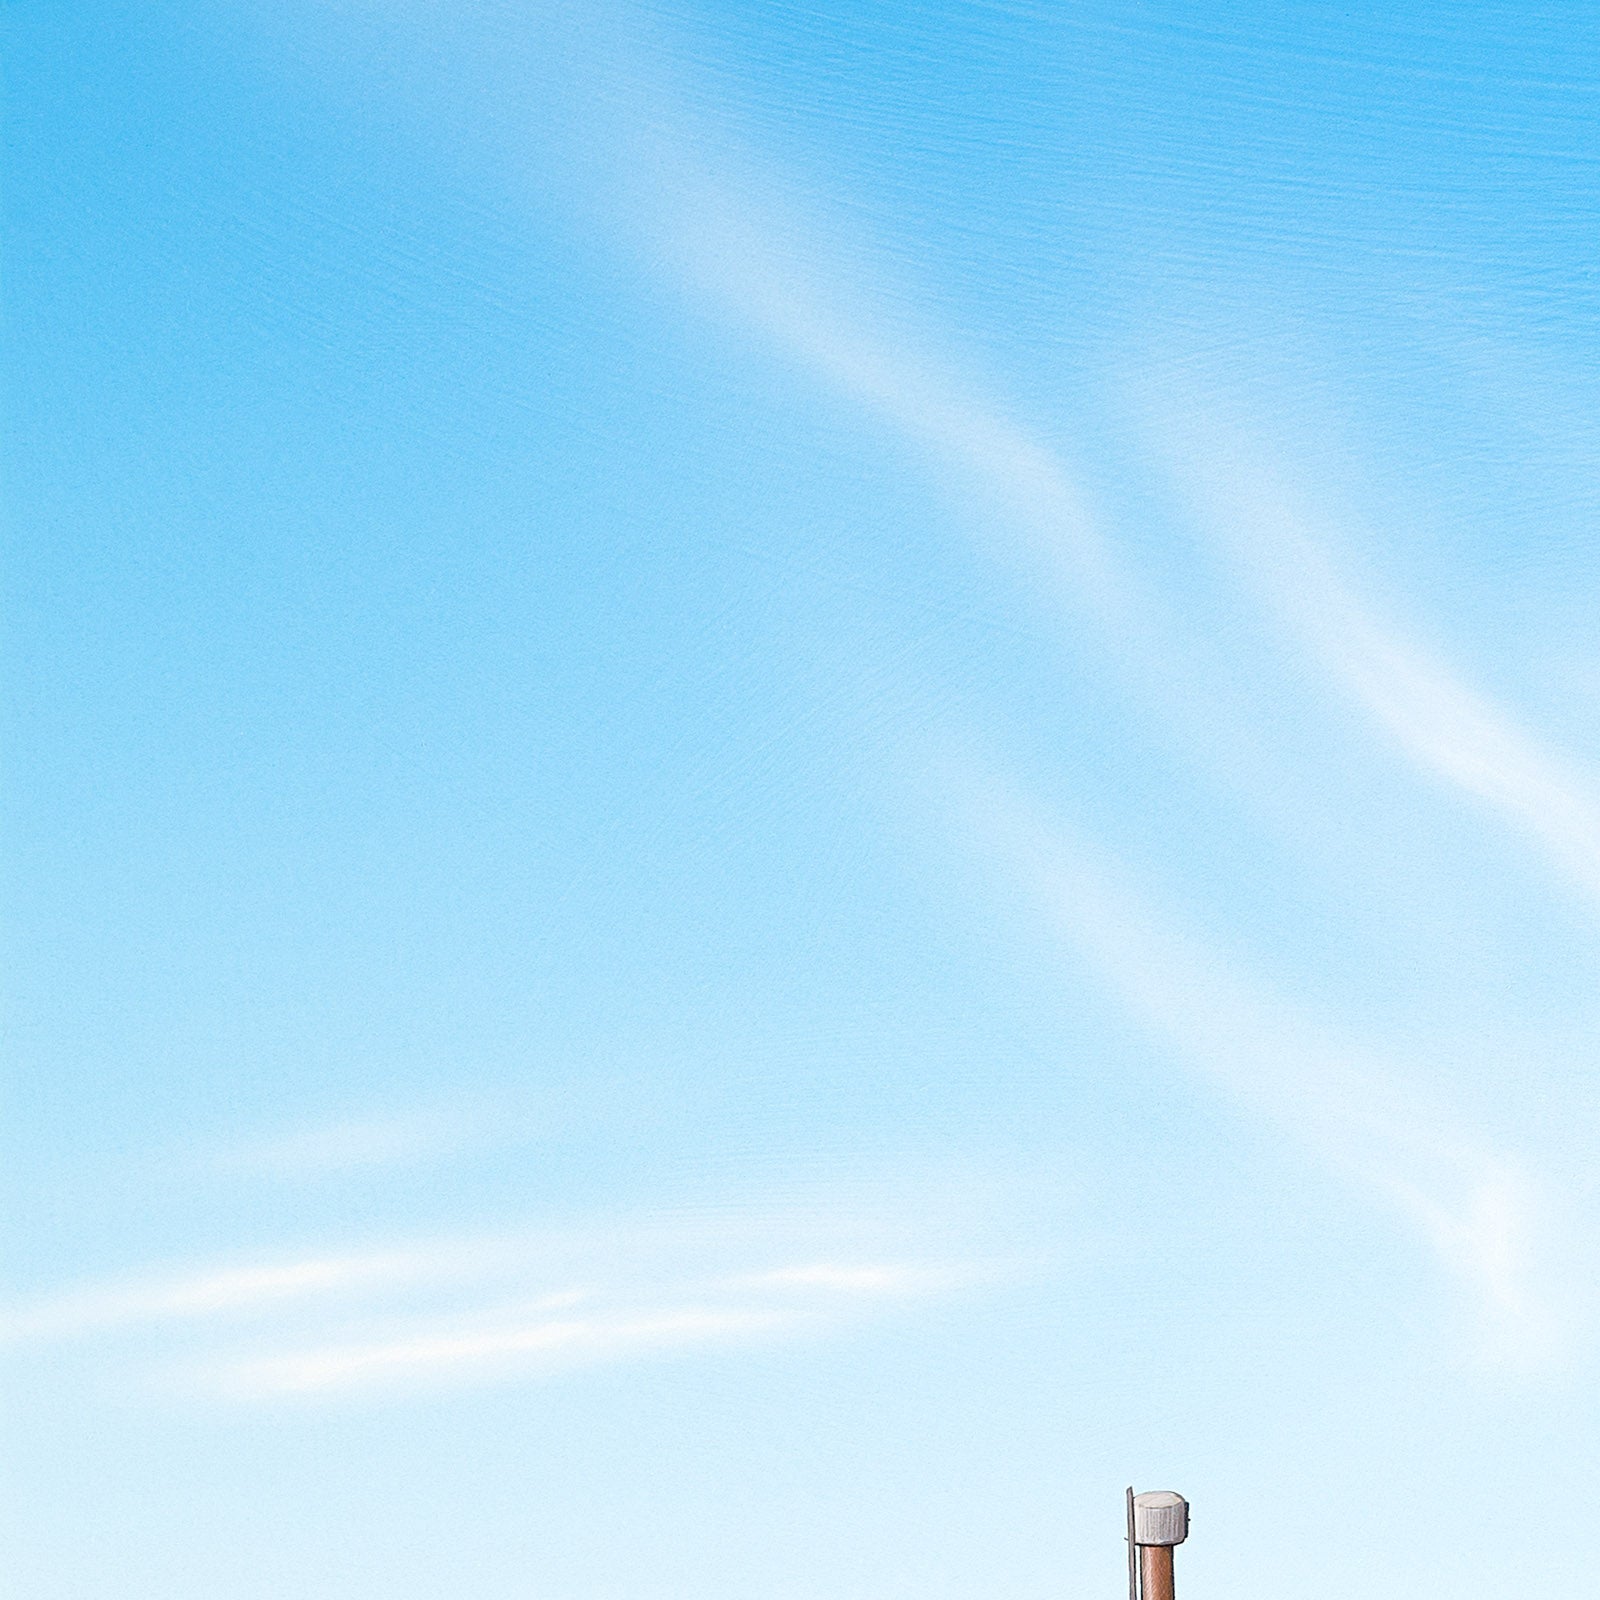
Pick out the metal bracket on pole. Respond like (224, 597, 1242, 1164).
(1126, 1486, 1139, 1600)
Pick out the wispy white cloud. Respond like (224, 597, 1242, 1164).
(0, 1248, 448, 1344)
(577, 64, 1136, 628)
(958, 771, 1560, 1367)
(198, 1250, 960, 1400)
(205, 1244, 977, 1400)
(1164, 432, 1600, 912)
(684, 227, 1130, 619)
(607, 16, 1600, 926)
(212, 1302, 787, 1398)
(599, 65, 1578, 1369)
(667, 141, 1600, 947)
(620, 58, 1600, 948)
(5, 1194, 987, 1399)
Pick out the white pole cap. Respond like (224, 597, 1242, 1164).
(1132, 1491, 1188, 1546)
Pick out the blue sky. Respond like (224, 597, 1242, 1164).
(6, 2, 1600, 1595)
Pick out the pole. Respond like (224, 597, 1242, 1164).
(1129, 1491, 1188, 1600)
(1139, 1544, 1175, 1600)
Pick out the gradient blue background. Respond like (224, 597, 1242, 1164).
(6, 3, 1600, 1596)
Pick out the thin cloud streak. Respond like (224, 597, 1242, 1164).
(614, 35, 1600, 928)
(960, 771, 1559, 1367)
(4, 1200, 984, 1399)
(681, 160, 1600, 926)
(201, 1253, 958, 1401)
(0, 1249, 446, 1344)
(616, 101, 1455, 898)
(1169, 436, 1600, 912)
(592, 77, 1134, 626)
(214, 1304, 790, 1398)
(698, 239, 1129, 619)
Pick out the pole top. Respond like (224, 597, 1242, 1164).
(1132, 1491, 1189, 1547)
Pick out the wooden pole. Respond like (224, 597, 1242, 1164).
(1130, 1491, 1188, 1600)
(1138, 1544, 1175, 1600)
